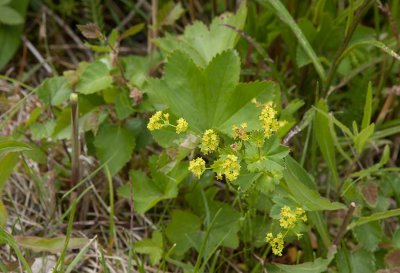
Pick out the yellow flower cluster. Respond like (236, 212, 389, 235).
(265, 232, 284, 256)
(217, 155, 241, 181)
(259, 102, 285, 138)
(147, 111, 169, 131)
(279, 206, 307, 229)
(265, 206, 307, 256)
(176, 118, 188, 134)
(147, 111, 189, 134)
(188, 157, 206, 178)
(232, 123, 249, 141)
(200, 129, 219, 154)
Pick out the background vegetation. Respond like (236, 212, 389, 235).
(1, 0, 400, 272)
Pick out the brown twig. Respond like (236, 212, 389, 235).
(333, 202, 356, 246)
(70, 93, 80, 188)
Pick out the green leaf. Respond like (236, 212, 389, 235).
(115, 91, 134, 120)
(272, 247, 336, 273)
(188, 201, 241, 258)
(245, 135, 289, 173)
(134, 230, 163, 265)
(165, 210, 202, 256)
(0, 0, 11, 5)
(340, 39, 400, 65)
(0, 140, 32, 157)
(94, 123, 135, 176)
(155, 3, 247, 66)
(361, 82, 373, 130)
(76, 61, 113, 94)
(0, 6, 23, 25)
(0, 153, 19, 192)
(35, 76, 72, 106)
(117, 158, 187, 214)
(349, 145, 390, 178)
(308, 211, 332, 249)
(30, 121, 56, 141)
(117, 170, 175, 214)
(349, 208, 400, 229)
(314, 107, 354, 139)
(0, 200, 7, 228)
(353, 221, 382, 252)
(120, 23, 144, 39)
(0, 0, 28, 69)
(122, 55, 153, 88)
(158, 2, 185, 27)
(392, 229, 400, 249)
(14, 236, 89, 254)
(283, 156, 346, 211)
(147, 50, 277, 134)
(354, 123, 374, 154)
(257, 0, 325, 82)
(350, 249, 375, 273)
(315, 100, 339, 187)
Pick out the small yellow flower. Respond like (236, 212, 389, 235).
(279, 206, 307, 229)
(176, 118, 188, 134)
(265, 233, 273, 242)
(200, 129, 219, 154)
(259, 102, 285, 138)
(147, 111, 163, 131)
(188, 157, 206, 179)
(214, 155, 241, 181)
(163, 113, 170, 124)
(265, 232, 284, 256)
(232, 123, 249, 141)
(222, 155, 241, 181)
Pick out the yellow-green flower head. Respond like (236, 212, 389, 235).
(259, 102, 285, 138)
(147, 111, 169, 131)
(265, 232, 284, 256)
(200, 129, 219, 154)
(188, 157, 206, 179)
(221, 154, 241, 181)
(232, 123, 249, 141)
(279, 206, 307, 229)
(176, 118, 188, 134)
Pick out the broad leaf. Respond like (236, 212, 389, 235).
(0, 0, 29, 69)
(283, 156, 346, 211)
(147, 50, 277, 134)
(155, 3, 247, 66)
(0, 6, 23, 25)
(94, 123, 135, 176)
(134, 230, 163, 265)
(76, 61, 113, 94)
(118, 158, 188, 214)
(118, 170, 176, 214)
(188, 201, 241, 258)
(35, 76, 72, 106)
(165, 210, 201, 256)
(350, 249, 375, 273)
(353, 222, 382, 252)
